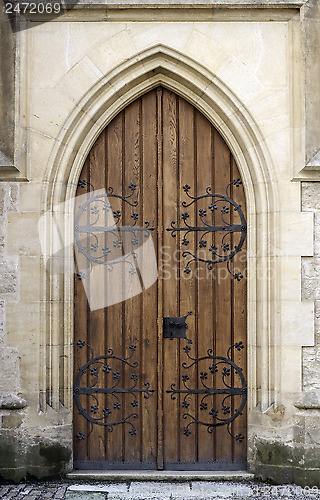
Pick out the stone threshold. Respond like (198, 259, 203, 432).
(67, 470, 254, 481)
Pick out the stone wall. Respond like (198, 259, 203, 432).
(0, 182, 20, 394)
(302, 182, 320, 390)
(0, 182, 72, 482)
(303, 0, 320, 163)
(247, 182, 320, 488)
(0, 1, 15, 167)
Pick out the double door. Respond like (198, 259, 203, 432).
(73, 87, 247, 470)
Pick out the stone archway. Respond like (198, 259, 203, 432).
(41, 45, 280, 470)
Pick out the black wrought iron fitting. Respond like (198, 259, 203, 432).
(166, 341, 247, 442)
(75, 180, 154, 279)
(163, 310, 192, 339)
(73, 340, 155, 440)
(166, 179, 247, 280)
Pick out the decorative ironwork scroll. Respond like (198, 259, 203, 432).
(166, 179, 247, 280)
(166, 341, 247, 441)
(75, 180, 154, 280)
(74, 340, 154, 440)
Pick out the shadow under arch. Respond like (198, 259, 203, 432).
(41, 45, 280, 435)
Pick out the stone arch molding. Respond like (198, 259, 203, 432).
(41, 44, 286, 418)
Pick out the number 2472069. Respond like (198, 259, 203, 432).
(5, 2, 61, 14)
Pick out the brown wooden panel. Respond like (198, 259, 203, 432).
(123, 98, 143, 464)
(141, 90, 158, 466)
(87, 130, 106, 462)
(195, 109, 215, 464)
(104, 112, 125, 464)
(231, 157, 247, 464)
(156, 87, 164, 470)
(73, 159, 89, 464)
(178, 97, 197, 463)
(162, 89, 180, 465)
(213, 129, 233, 464)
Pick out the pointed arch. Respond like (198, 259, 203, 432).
(40, 45, 280, 441)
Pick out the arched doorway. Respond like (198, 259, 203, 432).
(73, 87, 247, 470)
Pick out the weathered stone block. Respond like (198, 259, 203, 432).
(301, 278, 320, 301)
(252, 434, 320, 488)
(313, 213, 320, 256)
(27, 442, 72, 479)
(0, 299, 5, 345)
(7, 183, 19, 212)
(0, 431, 72, 482)
(293, 468, 320, 489)
(302, 182, 320, 211)
(0, 257, 18, 299)
(254, 463, 294, 485)
(0, 348, 20, 393)
(302, 348, 320, 390)
(293, 425, 305, 444)
(304, 446, 320, 468)
(256, 440, 293, 467)
(1, 414, 23, 429)
(0, 185, 7, 216)
(0, 432, 25, 471)
(7, 212, 41, 256)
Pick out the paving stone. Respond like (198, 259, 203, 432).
(108, 494, 171, 500)
(191, 481, 254, 498)
(129, 481, 191, 496)
(103, 483, 128, 493)
(65, 492, 106, 500)
(2, 479, 320, 500)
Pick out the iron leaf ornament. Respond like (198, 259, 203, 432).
(73, 340, 154, 440)
(75, 180, 154, 280)
(167, 341, 247, 442)
(166, 179, 247, 280)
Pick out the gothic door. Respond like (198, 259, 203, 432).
(73, 87, 247, 470)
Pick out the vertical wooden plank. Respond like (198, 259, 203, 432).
(141, 90, 158, 467)
(195, 109, 215, 464)
(123, 98, 142, 464)
(105, 112, 125, 464)
(87, 131, 106, 463)
(73, 159, 89, 464)
(162, 89, 179, 466)
(213, 130, 233, 464)
(231, 157, 247, 465)
(156, 87, 164, 470)
(178, 97, 197, 464)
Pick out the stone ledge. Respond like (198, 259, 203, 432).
(0, 392, 27, 410)
(305, 150, 320, 171)
(25, 1, 305, 23)
(294, 390, 320, 409)
(65, 481, 256, 500)
(58, 0, 307, 7)
(0, 151, 17, 174)
(67, 470, 254, 481)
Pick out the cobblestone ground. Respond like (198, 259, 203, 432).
(0, 480, 70, 499)
(1, 480, 320, 499)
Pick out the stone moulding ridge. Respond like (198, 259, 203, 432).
(294, 390, 320, 410)
(59, 0, 306, 8)
(305, 150, 320, 171)
(0, 392, 27, 410)
(24, 1, 305, 23)
(0, 150, 16, 174)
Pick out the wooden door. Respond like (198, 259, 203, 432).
(73, 87, 247, 470)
